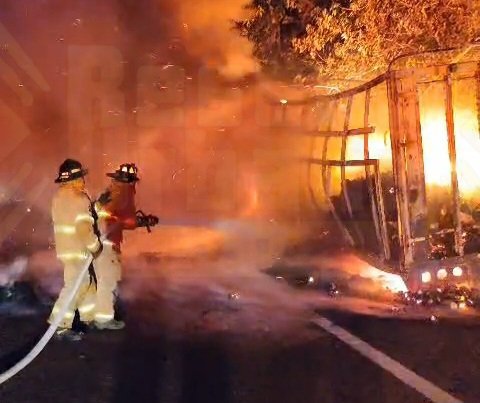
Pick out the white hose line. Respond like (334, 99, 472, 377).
(0, 254, 93, 385)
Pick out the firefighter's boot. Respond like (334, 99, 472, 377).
(94, 319, 125, 330)
(54, 328, 83, 342)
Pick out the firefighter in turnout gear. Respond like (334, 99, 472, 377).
(93, 163, 158, 330)
(49, 159, 102, 341)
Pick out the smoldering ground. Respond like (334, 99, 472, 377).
(16, 219, 477, 346)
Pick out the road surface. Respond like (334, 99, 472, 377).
(1, 269, 479, 403)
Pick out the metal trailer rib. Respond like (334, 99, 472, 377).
(341, 97, 364, 246)
(320, 101, 355, 246)
(386, 74, 412, 269)
(476, 62, 480, 140)
(374, 162, 391, 260)
(308, 158, 380, 166)
(363, 90, 388, 259)
(301, 127, 375, 137)
(306, 105, 322, 213)
(444, 71, 463, 256)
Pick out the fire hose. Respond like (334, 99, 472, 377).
(0, 252, 94, 385)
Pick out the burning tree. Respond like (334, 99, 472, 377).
(237, 0, 480, 82)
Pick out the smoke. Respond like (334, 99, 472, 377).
(0, 0, 286, 251)
(114, 0, 258, 78)
(0, 0, 300, 218)
(176, 0, 258, 78)
(0, 0, 408, 330)
(131, 84, 312, 226)
(123, 244, 477, 340)
(0, 256, 28, 286)
(3, 3, 480, 332)
(24, 223, 476, 337)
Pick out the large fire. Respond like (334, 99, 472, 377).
(421, 108, 480, 195)
(343, 106, 480, 197)
(346, 133, 391, 163)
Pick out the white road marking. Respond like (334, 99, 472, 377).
(312, 316, 464, 403)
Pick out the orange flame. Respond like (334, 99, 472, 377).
(421, 108, 480, 195)
(343, 106, 480, 197)
(359, 265, 408, 293)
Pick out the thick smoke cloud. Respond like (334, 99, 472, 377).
(116, 0, 257, 78)
(0, 0, 316, 267)
(176, 0, 258, 78)
(0, 0, 344, 329)
(0, 0, 290, 218)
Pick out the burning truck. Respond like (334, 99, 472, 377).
(269, 46, 480, 293)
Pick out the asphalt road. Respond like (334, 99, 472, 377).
(1, 290, 479, 403)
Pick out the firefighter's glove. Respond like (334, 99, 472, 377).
(91, 242, 104, 260)
(97, 190, 112, 206)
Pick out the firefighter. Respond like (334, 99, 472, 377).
(49, 159, 102, 341)
(92, 163, 158, 330)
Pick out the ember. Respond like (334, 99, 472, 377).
(327, 282, 340, 298)
(228, 292, 240, 300)
(398, 285, 477, 310)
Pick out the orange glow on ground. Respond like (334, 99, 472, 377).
(359, 265, 408, 293)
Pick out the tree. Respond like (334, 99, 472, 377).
(237, 0, 480, 82)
